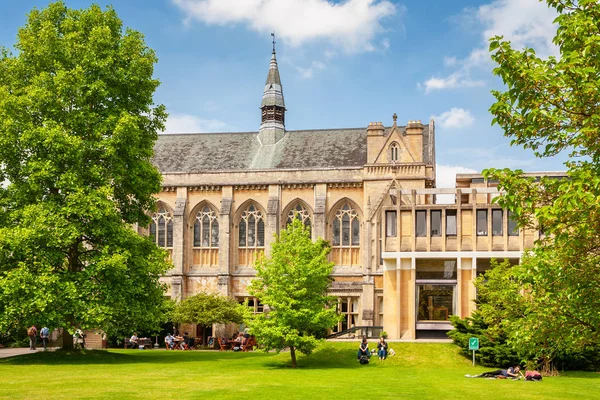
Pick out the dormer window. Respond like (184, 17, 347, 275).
(389, 142, 400, 162)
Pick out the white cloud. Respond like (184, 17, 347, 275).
(296, 61, 327, 79)
(422, 0, 558, 92)
(163, 114, 230, 134)
(432, 108, 475, 129)
(435, 164, 478, 204)
(172, 0, 399, 53)
(423, 73, 484, 93)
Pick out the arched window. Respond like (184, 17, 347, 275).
(192, 205, 219, 267)
(193, 206, 219, 248)
(389, 142, 400, 162)
(238, 204, 265, 267)
(331, 203, 361, 267)
(150, 206, 173, 248)
(286, 203, 312, 232)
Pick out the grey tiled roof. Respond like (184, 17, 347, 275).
(153, 125, 432, 173)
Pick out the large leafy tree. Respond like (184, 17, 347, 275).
(248, 219, 340, 368)
(483, 0, 600, 366)
(171, 292, 247, 327)
(0, 2, 170, 348)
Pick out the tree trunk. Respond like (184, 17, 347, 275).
(290, 345, 297, 368)
(61, 328, 74, 351)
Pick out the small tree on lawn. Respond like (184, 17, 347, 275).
(248, 219, 340, 368)
(171, 292, 247, 328)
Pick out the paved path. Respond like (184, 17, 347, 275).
(0, 348, 40, 358)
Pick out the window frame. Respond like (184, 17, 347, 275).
(491, 209, 503, 236)
(476, 209, 488, 236)
(385, 210, 397, 237)
(416, 210, 427, 237)
(430, 210, 442, 237)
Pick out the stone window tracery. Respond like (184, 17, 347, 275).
(238, 204, 265, 267)
(192, 205, 219, 268)
(150, 206, 173, 248)
(389, 142, 400, 162)
(331, 203, 361, 267)
(286, 203, 312, 231)
(193, 206, 219, 248)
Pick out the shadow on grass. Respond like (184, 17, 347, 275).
(262, 344, 371, 370)
(0, 349, 270, 366)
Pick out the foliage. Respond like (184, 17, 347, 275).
(448, 260, 522, 367)
(0, 1, 169, 346)
(483, 0, 600, 368)
(248, 219, 341, 368)
(171, 292, 247, 326)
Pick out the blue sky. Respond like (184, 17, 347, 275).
(0, 0, 568, 188)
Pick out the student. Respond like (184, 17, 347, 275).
(377, 337, 388, 360)
(357, 338, 370, 360)
(40, 326, 50, 351)
(466, 365, 521, 379)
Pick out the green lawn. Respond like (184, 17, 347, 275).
(0, 342, 597, 399)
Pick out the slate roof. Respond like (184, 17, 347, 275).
(153, 125, 432, 173)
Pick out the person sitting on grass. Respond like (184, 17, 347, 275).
(377, 336, 388, 360)
(466, 365, 521, 379)
(357, 338, 370, 360)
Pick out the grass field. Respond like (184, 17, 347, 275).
(0, 342, 598, 399)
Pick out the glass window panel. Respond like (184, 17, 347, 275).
(341, 300, 348, 313)
(257, 219, 265, 247)
(202, 216, 210, 247)
(158, 216, 166, 247)
(508, 210, 519, 236)
(193, 220, 201, 247)
(476, 210, 488, 236)
(416, 259, 457, 280)
(386, 211, 397, 237)
(239, 220, 246, 247)
(416, 210, 427, 237)
(431, 210, 441, 237)
(248, 215, 256, 246)
(166, 220, 173, 247)
(417, 284, 455, 322)
(492, 209, 503, 236)
(332, 219, 340, 246)
(211, 221, 219, 247)
(150, 222, 157, 244)
(352, 218, 360, 245)
(342, 214, 350, 246)
(446, 210, 457, 236)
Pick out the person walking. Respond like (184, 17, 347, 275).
(40, 326, 50, 351)
(27, 325, 38, 350)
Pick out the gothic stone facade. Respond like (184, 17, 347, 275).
(147, 47, 546, 340)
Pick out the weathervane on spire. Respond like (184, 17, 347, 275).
(271, 32, 276, 54)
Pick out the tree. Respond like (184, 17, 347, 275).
(171, 292, 247, 327)
(483, 0, 600, 367)
(0, 1, 170, 349)
(248, 219, 340, 368)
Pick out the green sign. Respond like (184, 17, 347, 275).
(469, 337, 479, 351)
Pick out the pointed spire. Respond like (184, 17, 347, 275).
(261, 33, 285, 109)
(259, 34, 286, 145)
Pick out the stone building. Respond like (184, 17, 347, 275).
(147, 44, 548, 340)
